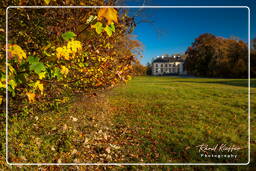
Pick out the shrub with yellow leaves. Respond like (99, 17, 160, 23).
(2, 4, 140, 110)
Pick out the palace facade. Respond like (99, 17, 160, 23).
(152, 55, 186, 76)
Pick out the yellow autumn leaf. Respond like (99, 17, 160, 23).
(0, 81, 6, 88)
(0, 95, 3, 105)
(60, 66, 69, 76)
(98, 8, 118, 25)
(9, 44, 27, 63)
(67, 40, 82, 53)
(56, 46, 70, 60)
(44, 0, 51, 5)
(56, 47, 63, 59)
(9, 64, 16, 74)
(38, 84, 44, 94)
(63, 47, 71, 60)
(35, 81, 44, 95)
(26, 92, 35, 103)
(38, 72, 46, 80)
(56, 40, 82, 60)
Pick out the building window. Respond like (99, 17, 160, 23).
(161, 64, 163, 67)
(155, 70, 158, 73)
(169, 68, 171, 72)
(169, 64, 172, 67)
(155, 64, 158, 67)
(165, 64, 168, 67)
(161, 68, 163, 72)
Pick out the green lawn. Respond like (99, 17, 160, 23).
(109, 76, 254, 163)
(2, 76, 255, 169)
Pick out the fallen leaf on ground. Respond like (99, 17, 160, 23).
(106, 147, 111, 153)
(72, 149, 77, 155)
(63, 124, 68, 131)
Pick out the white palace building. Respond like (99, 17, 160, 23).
(152, 55, 187, 76)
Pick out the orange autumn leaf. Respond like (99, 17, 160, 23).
(98, 8, 118, 25)
(26, 92, 35, 103)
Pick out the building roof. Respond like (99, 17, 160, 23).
(152, 56, 184, 63)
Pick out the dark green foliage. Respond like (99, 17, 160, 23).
(251, 38, 256, 77)
(146, 62, 152, 75)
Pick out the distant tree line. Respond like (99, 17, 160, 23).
(137, 33, 254, 78)
(131, 60, 147, 76)
(184, 33, 250, 78)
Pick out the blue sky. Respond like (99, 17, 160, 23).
(124, 0, 255, 65)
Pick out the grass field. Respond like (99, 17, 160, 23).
(1, 76, 255, 170)
(109, 76, 253, 163)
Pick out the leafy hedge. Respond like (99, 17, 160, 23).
(0, 0, 142, 112)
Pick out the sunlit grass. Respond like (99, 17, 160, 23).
(110, 76, 255, 163)
(4, 76, 255, 167)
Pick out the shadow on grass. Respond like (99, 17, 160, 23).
(174, 79, 256, 88)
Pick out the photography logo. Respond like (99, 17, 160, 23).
(196, 144, 242, 159)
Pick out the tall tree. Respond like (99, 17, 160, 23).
(185, 33, 248, 78)
(146, 62, 152, 75)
